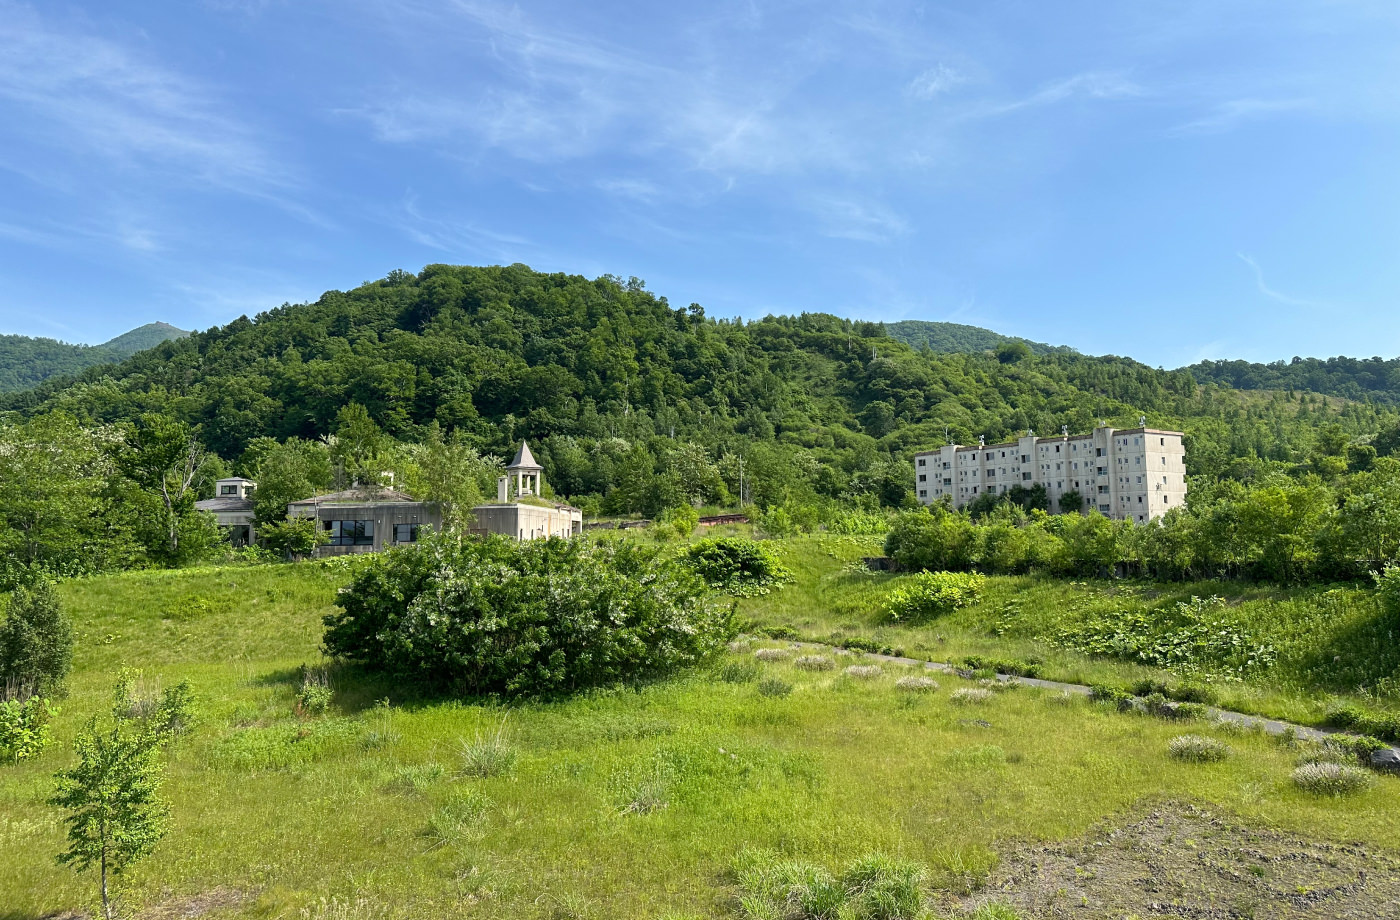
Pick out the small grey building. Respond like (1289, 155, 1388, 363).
(195, 477, 257, 546)
(287, 487, 443, 557)
(470, 441, 583, 540)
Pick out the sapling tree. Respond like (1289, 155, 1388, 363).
(50, 716, 169, 919)
(48, 673, 194, 919)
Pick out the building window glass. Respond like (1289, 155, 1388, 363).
(220, 485, 238, 495)
(326, 520, 374, 546)
(393, 523, 420, 544)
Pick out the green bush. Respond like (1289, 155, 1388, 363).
(963, 655, 1043, 679)
(1323, 702, 1400, 743)
(0, 581, 73, 697)
(652, 505, 700, 541)
(1089, 684, 1136, 712)
(883, 571, 986, 624)
(258, 516, 330, 558)
(323, 534, 732, 699)
(1375, 564, 1400, 616)
(682, 537, 793, 597)
(0, 694, 54, 763)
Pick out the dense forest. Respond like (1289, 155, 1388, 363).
(0, 322, 188, 393)
(3, 263, 1400, 586)
(882, 320, 1075, 357)
(1188, 355, 1400, 405)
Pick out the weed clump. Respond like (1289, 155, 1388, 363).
(1168, 734, 1230, 763)
(845, 665, 884, 680)
(1291, 761, 1372, 796)
(735, 849, 925, 920)
(794, 655, 835, 672)
(950, 688, 994, 705)
(757, 678, 793, 698)
(715, 660, 761, 683)
(754, 648, 790, 662)
(458, 722, 517, 778)
(883, 571, 986, 624)
(895, 676, 939, 693)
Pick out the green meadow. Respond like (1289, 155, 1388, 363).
(3, 538, 1399, 919)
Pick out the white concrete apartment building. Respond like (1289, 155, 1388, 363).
(913, 424, 1187, 523)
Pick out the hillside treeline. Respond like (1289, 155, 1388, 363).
(1189, 355, 1400, 406)
(3, 264, 1400, 586)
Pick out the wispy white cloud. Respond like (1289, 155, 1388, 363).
(1237, 252, 1321, 308)
(0, 1, 285, 194)
(595, 178, 664, 203)
(1170, 97, 1309, 135)
(908, 64, 966, 99)
(395, 193, 533, 262)
(807, 195, 909, 243)
(975, 71, 1144, 117)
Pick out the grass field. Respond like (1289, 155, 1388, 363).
(745, 534, 1400, 726)
(3, 539, 1400, 918)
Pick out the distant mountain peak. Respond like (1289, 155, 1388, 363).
(0, 322, 190, 393)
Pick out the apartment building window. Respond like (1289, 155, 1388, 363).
(1098, 485, 1109, 494)
(1137, 496, 1143, 504)
(1162, 457, 1167, 465)
(1001, 451, 1006, 458)
(919, 490, 927, 497)
(917, 458, 926, 467)
(1160, 438, 1166, 446)
(943, 462, 951, 469)
(918, 474, 927, 482)
(393, 523, 421, 544)
(1022, 472, 1032, 481)
(1055, 445, 1061, 453)
(943, 478, 952, 486)
(1163, 495, 1169, 504)
(1099, 504, 1111, 513)
(1021, 455, 1029, 463)
(1096, 447, 1105, 457)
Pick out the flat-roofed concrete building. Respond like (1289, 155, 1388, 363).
(913, 424, 1187, 523)
(195, 477, 258, 546)
(287, 487, 442, 556)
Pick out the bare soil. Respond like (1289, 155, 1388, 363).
(957, 801, 1400, 919)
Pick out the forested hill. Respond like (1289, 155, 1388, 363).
(0, 322, 189, 393)
(1186, 355, 1400, 405)
(884, 319, 1075, 357)
(4, 264, 1396, 490)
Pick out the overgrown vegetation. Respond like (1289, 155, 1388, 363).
(883, 571, 986, 624)
(324, 534, 733, 698)
(683, 537, 793, 597)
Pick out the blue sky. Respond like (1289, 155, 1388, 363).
(1, 0, 1397, 367)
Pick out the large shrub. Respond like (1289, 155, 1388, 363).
(682, 537, 792, 597)
(0, 581, 73, 697)
(323, 535, 733, 698)
(883, 571, 986, 624)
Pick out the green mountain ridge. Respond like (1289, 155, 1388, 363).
(4, 264, 1395, 494)
(0, 322, 190, 394)
(883, 319, 1077, 357)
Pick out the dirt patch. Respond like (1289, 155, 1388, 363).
(139, 888, 250, 920)
(955, 801, 1400, 919)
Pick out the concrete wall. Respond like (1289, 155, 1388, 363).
(288, 501, 443, 556)
(471, 503, 583, 540)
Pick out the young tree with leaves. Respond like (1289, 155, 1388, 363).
(49, 673, 193, 919)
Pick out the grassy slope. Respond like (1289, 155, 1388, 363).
(2, 548, 1399, 918)
(744, 535, 1400, 724)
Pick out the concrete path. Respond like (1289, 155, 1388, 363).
(775, 638, 1400, 754)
